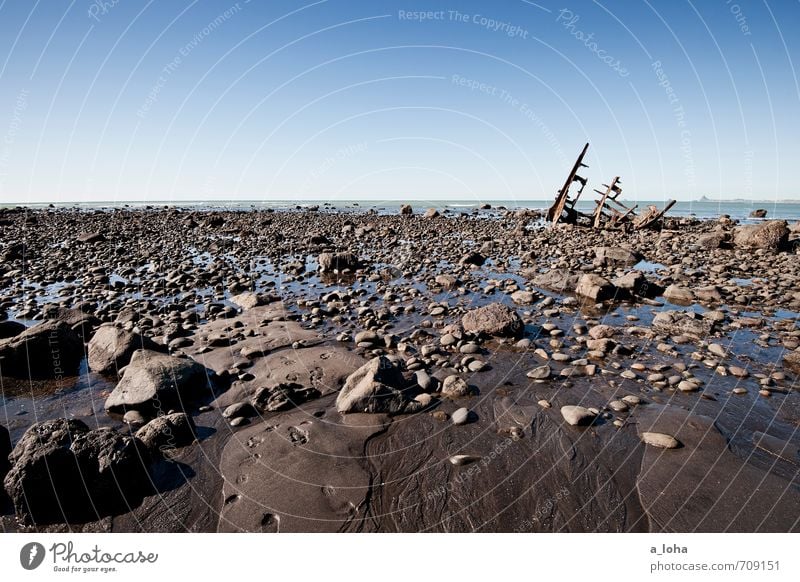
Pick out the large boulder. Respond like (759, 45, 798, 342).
(733, 220, 789, 250)
(594, 246, 642, 266)
(531, 269, 580, 293)
(749, 209, 767, 218)
(3, 419, 149, 523)
(336, 356, 422, 414)
(0, 320, 84, 379)
(400, 204, 413, 215)
(104, 349, 212, 413)
(461, 303, 524, 338)
(88, 324, 160, 375)
(575, 274, 617, 301)
(135, 413, 196, 452)
(318, 252, 360, 273)
(652, 310, 714, 339)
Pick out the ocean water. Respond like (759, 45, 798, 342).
(3, 198, 800, 222)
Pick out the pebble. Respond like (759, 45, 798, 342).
(527, 365, 551, 380)
(608, 400, 629, 412)
(442, 375, 470, 398)
(678, 380, 700, 392)
(640, 431, 681, 449)
(449, 454, 481, 466)
(451, 407, 470, 425)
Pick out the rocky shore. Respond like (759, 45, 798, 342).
(1, 204, 799, 532)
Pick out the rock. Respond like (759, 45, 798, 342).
(0, 320, 84, 379)
(223, 402, 255, 419)
(678, 380, 700, 392)
(459, 252, 486, 266)
(435, 274, 459, 289)
(88, 324, 160, 375)
(41, 305, 101, 340)
(749, 209, 767, 218)
(694, 285, 723, 303)
(0, 320, 25, 339)
(588, 325, 616, 340)
(733, 220, 788, 250)
(708, 343, 727, 358)
(526, 365, 551, 380)
(76, 232, 106, 244)
(122, 410, 146, 426)
(560, 405, 595, 426)
(511, 290, 535, 305)
(354, 330, 379, 345)
(251, 382, 320, 412)
(3, 419, 148, 522)
(441, 375, 470, 397)
(594, 246, 642, 266)
(696, 232, 728, 249)
(104, 349, 212, 413)
(318, 252, 360, 273)
(135, 413, 196, 451)
(575, 274, 616, 301)
(449, 454, 480, 465)
(641, 431, 681, 449)
(608, 400, 629, 412)
(783, 351, 800, 374)
(461, 303, 523, 338)
(229, 292, 271, 310)
(663, 285, 694, 305)
(400, 204, 413, 215)
(336, 356, 421, 414)
(415, 370, 436, 392)
(451, 407, 470, 425)
(652, 310, 713, 339)
(612, 271, 655, 297)
(424, 208, 440, 218)
(532, 269, 579, 293)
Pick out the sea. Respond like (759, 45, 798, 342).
(3, 198, 800, 222)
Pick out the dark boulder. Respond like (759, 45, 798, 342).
(3, 419, 149, 523)
(0, 320, 84, 379)
(318, 252, 360, 273)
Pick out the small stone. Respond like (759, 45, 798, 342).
(732, 387, 747, 395)
(678, 380, 699, 392)
(451, 407, 470, 425)
(537, 399, 551, 409)
(527, 365, 551, 380)
(708, 343, 727, 358)
(621, 395, 641, 406)
(449, 454, 480, 466)
(641, 431, 681, 449)
(729, 366, 748, 378)
(608, 400, 629, 412)
(122, 410, 146, 426)
(442, 375, 470, 398)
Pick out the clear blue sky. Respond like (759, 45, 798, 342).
(0, 0, 797, 204)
